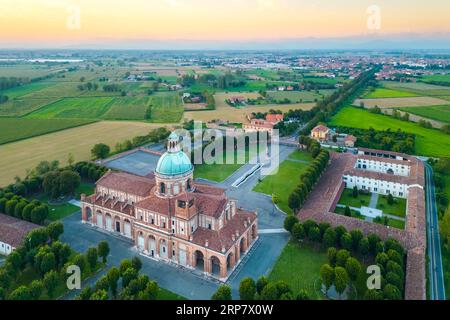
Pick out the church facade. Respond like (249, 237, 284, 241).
(81, 133, 258, 280)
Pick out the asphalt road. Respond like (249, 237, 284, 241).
(424, 162, 446, 300)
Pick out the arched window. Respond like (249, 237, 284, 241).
(187, 179, 191, 191)
(160, 182, 166, 194)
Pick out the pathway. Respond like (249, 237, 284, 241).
(369, 193, 379, 208)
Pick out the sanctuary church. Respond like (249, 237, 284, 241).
(81, 133, 258, 280)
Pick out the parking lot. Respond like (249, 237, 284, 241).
(105, 150, 160, 176)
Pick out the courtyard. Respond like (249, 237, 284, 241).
(334, 188, 406, 230)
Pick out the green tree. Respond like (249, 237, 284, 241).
(344, 206, 351, 216)
(131, 256, 142, 272)
(122, 267, 138, 288)
(107, 267, 120, 297)
(340, 232, 353, 251)
(359, 237, 370, 259)
(336, 249, 350, 267)
(95, 275, 110, 292)
(292, 223, 305, 241)
(387, 193, 394, 205)
(350, 229, 363, 250)
(29, 280, 45, 300)
(352, 186, 358, 198)
(59, 170, 81, 196)
(364, 289, 384, 300)
(8, 286, 32, 300)
(323, 228, 337, 248)
(239, 277, 256, 300)
(260, 283, 279, 300)
(43, 270, 59, 297)
(256, 276, 268, 295)
(98, 241, 110, 263)
(90, 289, 108, 300)
(91, 143, 110, 160)
(327, 247, 337, 266)
(345, 257, 362, 282)
(211, 285, 232, 300)
(47, 221, 64, 242)
(334, 267, 349, 298)
(383, 283, 401, 300)
(86, 247, 98, 270)
(284, 215, 299, 233)
(320, 264, 334, 294)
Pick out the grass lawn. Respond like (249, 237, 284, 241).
(267, 90, 333, 103)
(398, 105, 450, 124)
(268, 241, 327, 299)
(387, 218, 406, 229)
(365, 88, 419, 99)
(193, 147, 260, 182)
(253, 158, 311, 214)
(27, 97, 115, 119)
(288, 150, 314, 162)
(422, 74, 450, 84)
(157, 288, 186, 300)
(337, 188, 372, 208)
(194, 162, 242, 182)
(376, 195, 407, 217)
(329, 106, 450, 158)
(0, 118, 96, 145)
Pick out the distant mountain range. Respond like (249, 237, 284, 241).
(2, 33, 450, 51)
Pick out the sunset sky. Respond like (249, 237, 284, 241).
(0, 0, 449, 47)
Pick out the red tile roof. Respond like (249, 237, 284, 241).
(0, 213, 40, 248)
(96, 171, 155, 197)
(311, 124, 329, 133)
(191, 209, 257, 252)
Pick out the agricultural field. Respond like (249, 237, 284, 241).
(0, 64, 62, 78)
(267, 89, 334, 103)
(26, 97, 115, 119)
(364, 88, 419, 99)
(354, 96, 449, 108)
(0, 118, 95, 145)
(1, 82, 52, 99)
(382, 81, 450, 96)
(147, 92, 183, 123)
(421, 74, 450, 84)
(398, 105, 450, 124)
(185, 102, 314, 123)
(102, 96, 150, 120)
(0, 97, 60, 116)
(0, 121, 165, 186)
(329, 106, 450, 157)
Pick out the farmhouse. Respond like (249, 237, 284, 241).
(0, 213, 40, 255)
(311, 124, 357, 148)
(311, 124, 335, 142)
(243, 113, 284, 136)
(81, 133, 258, 280)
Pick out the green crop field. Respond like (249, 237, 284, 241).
(267, 89, 334, 103)
(0, 97, 60, 116)
(421, 74, 450, 84)
(398, 105, 450, 124)
(0, 118, 95, 145)
(26, 97, 115, 119)
(329, 106, 450, 157)
(365, 88, 419, 99)
(102, 96, 150, 120)
(147, 92, 183, 123)
(1, 82, 52, 99)
(382, 81, 450, 96)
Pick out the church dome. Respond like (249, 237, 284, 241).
(155, 132, 193, 176)
(156, 151, 193, 176)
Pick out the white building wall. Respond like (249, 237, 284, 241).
(0, 241, 13, 255)
(355, 159, 410, 176)
(343, 175, 408, 198)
